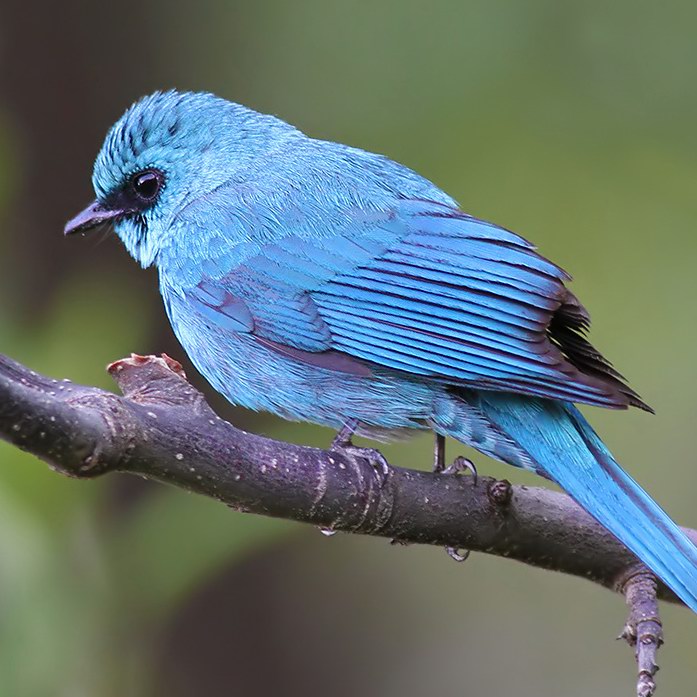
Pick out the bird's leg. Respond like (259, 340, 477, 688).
(433, 433, 446, 472)
(331, 419, 358, 449)
(330, 419, 390, 487)
(433, 433, 476, 562)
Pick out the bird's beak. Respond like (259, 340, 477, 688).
(64, 200, 125, 236)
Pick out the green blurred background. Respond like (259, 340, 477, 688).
(1, 1, 696, 694)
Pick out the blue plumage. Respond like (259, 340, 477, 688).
(66, 90, 697, 611)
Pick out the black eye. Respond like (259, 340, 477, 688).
(131, 169, 163, 203)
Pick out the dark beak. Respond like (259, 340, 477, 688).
(64, 200, 125, 236)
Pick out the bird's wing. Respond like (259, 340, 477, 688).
(178, 196, 648, 410)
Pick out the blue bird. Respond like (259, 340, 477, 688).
(66, 90, 697, 610)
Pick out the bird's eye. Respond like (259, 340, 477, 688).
(131, 169, 163, 203)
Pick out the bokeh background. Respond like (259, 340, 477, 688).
(1, 1, 696, 695)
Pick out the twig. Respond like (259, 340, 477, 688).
(619, 569, 664, 697)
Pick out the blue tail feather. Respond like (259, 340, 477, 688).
(451, 393, 697, 611)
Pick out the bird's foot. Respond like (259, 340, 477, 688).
(433, 434, 477, 484)
(432, 434, 474, 562)
(331, 420, 390, 488)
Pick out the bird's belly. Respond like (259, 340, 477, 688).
(164, 292, 436, 431)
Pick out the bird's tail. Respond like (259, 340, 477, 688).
(449, 392, 697, 611)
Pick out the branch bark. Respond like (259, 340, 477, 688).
(1, 352, 694, 603)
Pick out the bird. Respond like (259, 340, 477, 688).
(65, 90, 697, 611)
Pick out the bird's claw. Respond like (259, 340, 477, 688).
(442, 455, 478, 485)
(445, 546, 470, 562)
(390, 538, 411, 546)
(338, 444, 390, 488)
(331, 421, 390, 488)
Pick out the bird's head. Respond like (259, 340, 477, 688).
(65, 90, 294, 267)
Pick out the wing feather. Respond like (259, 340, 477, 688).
(178, 195, 649, 411)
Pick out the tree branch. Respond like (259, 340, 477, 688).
(620, 572, 663, 697)
(0, 351, 693, 693)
